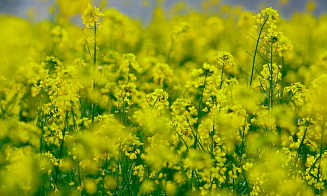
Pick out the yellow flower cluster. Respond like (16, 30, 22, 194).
(215, 51, 235, 71)
(152, 63, 173, 86)
(146, 89, 169, 114)
(253, 7, 279, 36)
(82, 3, 105, 28)
(0, 2, 327, 196)
(260, 63, 281, 82)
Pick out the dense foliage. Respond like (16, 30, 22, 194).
(1, 0, 327, 195)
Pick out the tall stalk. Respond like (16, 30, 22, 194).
(291, 110, 313, 178)
(269, 36, 274, 111)
(318, 109, 326, 181)
(219, 63, 225, 89)
(249, 17, 268, 87)
(0, 100, 4, 119)
(195, 72, 208, 149)
(92, 22, 97, 125)
(54, 112, 69, 189)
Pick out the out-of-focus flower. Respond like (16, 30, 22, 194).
(82, 3, 105, 28)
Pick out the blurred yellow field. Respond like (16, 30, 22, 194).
(0, 0, 327, 195)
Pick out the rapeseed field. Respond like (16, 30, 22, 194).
(0, 0, 327, 195)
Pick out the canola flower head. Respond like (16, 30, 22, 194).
(253, 7, 279, 26)
(215, 51, 235, 71)
(261, 63, 282, 82)
(82, 3, 105, 28)
(261, 7, 279, 24)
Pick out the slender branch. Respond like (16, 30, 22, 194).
(269, 36, 274, 111)
(92, 22, 97, 124)
(317, 111, 326, 181)
(54, 112, 69, 189)
(249, 17, 268, 87)
(291, 112, 313, 177)
(195, 72, 208, 149)
(242, 45, 254, 58)
(284, 90, 298, 104)
(219, 63, 225, 89)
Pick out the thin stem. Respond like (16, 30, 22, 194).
(92, 22, 97, 124)
(50, 40, 58, 56)
(284, 90, 298, 105)
(318, 110, 326, 181)
(278, 53, 285, 104)
(177, 132, 189, 152)
(197, 73, 208, 125)
(151, 98, 159, 112)
(249, 17, 268, 87)
(186, 117, 205, 151)
(0, 99, 5, 119)
(118, 159, 133, 195)
(291, 113, 313, 178)
(211, 124, 215, 157)
(308, 144, 327, 174)
(4, 91, 19, 116)
(93, 23, 97, 75)
(54, 112, 69, 189)
(122, 99, 125, 123)
(167, 40, 175, 65)
(219, 63, 225, 89)
(242, 45, 254, 58)
(195, 72, 208, 149)
(269, 36, 274, 111)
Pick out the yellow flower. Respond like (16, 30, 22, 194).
(83, 178, 97, 194)
(82, 3, 105, 28)
(129, 153, 137, 159)
(139, 180, 154, 194)
(215, 51, 235, 71)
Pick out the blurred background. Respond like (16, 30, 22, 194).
(0, 0, 325, 24)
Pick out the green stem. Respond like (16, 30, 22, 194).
(308, 144, 327, 174)
(269, 36, 274, 111)
(195, 73, 207, 149)
(122, 99, 125, 123)
(191, 169, 194, 190)
(4, 91, 19, 117)
(54, 112, 68, 189)
(177, 132, 189, 153)
(278, 53, 285, 104)
(39, 110, 45, 153)
(249, 17, 268, 87)
(186, 117, 205, 151)
(71, 110, 81, 187)
(151, 98, 159, 112)
(318, 111, 326, 181)
(0, 99, 5, 119)
(211, 124, 215, 157)
(291, 112, 313, 178)
(167, 40, 175, 65)
(92, 22, 97, 124)
(197, 73, 208, 125)
(219, 63, 225, 89)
